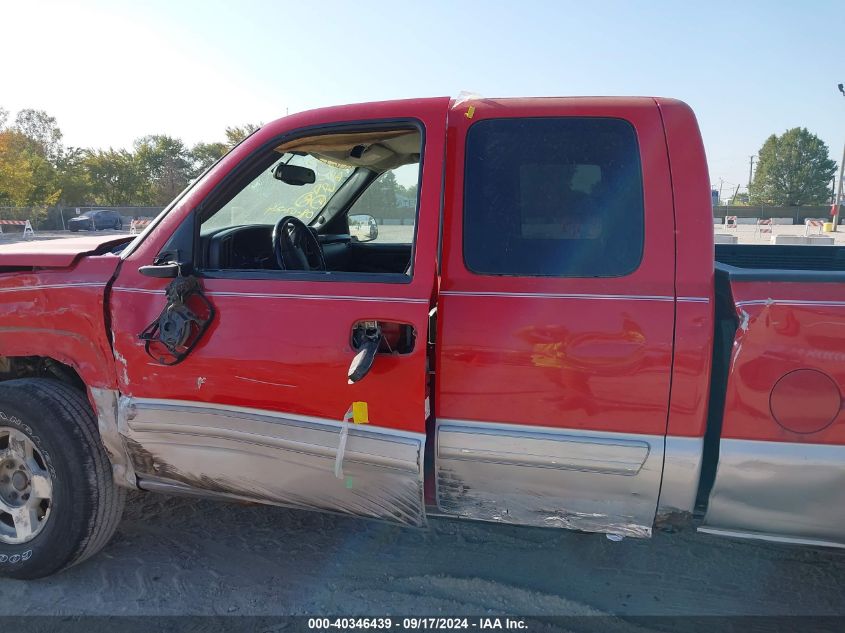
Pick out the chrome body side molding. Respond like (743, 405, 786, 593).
(704, 439, 845, 546)
(118, 397, 426, 527)
(434, 419, 664, 538)
(697, 526, 845, 549)
(656, 436, 704, 520)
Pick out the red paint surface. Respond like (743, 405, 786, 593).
(656, 99, 715, 439)
(0, 256, 121, 388)
(437, 97, 677, 436)
(769, 369, 841, 435)
(0, 235, 131, 268)
(722, 279, 845, 444)
(109, 97, 450, 434)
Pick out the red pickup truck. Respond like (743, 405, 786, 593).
(1, 96, 843, 579)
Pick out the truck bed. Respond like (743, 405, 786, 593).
(700, 242, 845, 546)
(715, 243, 845, 275)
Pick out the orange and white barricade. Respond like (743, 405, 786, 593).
(724, 216, 737, 230)
(755, 219, 772, 236)
(130, 218, 152, 235)
(0, 219, 35, 237)
(805, 219, 824, 236)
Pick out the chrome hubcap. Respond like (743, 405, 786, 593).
(0, 428, 53, 544)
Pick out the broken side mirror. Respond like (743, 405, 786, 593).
(139, 260, 192, 278)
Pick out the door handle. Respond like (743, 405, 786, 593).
(348, 322, 382, 384)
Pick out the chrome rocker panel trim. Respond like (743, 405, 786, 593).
(434, 419, 665, 538)
(703, 438, 845, 547)
(118, 397, 427, 527)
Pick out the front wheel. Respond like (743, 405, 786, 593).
(0, 379, 126, 579)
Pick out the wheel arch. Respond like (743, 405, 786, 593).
(0, 328, 118, 390)
(0, 353, 136, 490)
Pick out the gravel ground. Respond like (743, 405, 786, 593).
(1, 491, 844, 620)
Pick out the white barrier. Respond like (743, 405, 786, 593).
(804, 219, 825, 236)
(714, 233, 738, 244)
(771, 234, 834, 245)
(770, 217, 793, 225)
(724, 216, 737, 229)
(755, 219, 772, 236)
(0, 219, 35, 237)
(130, 218, 152, 234)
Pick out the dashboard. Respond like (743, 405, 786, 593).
(203, 225, 277, 270)
(201, 224, 358, 271)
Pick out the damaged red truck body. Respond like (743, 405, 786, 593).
(1, 96, 844, 579)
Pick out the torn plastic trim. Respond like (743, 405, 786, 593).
(89, 387, 137, 489)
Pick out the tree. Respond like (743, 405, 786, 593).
(0, 107, 8, 130)
(0, 130, 61, 212)
(134, 135, 193, 205)
(55, 147, 92, 206)
(224, 123, 261, 148)
(13, 109, 63, 161)
(190, 141, 228, 175)
(82, 148, 143, 206)
(749, 128, 837, 206)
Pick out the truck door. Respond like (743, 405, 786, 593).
(109, 98, 449, 527)
(435, 98, 676, 537)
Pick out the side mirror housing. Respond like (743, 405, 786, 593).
(349, 214, 378, 242)
(139, 261, 192, 278)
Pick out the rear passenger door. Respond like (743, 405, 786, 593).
(436, 99, 676, 537)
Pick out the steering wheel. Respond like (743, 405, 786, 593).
(272, 215, 326, 271)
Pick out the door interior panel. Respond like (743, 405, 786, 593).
(350, 242, 412, 274)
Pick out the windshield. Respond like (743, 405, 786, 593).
(202, 153, 354, 233)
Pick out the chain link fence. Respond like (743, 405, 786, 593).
(0, 206, 164, 232)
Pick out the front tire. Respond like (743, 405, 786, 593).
(0, 379, 125, 579)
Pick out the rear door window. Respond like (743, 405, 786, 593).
(463, 117, 644, 277)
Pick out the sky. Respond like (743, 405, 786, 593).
(2, 0, 843, 194)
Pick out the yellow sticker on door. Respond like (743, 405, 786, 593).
(352, 401, 369, 424)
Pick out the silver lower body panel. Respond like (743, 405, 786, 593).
(119, 397, 426, 527)
(434, 419, 665, 538)
(704, 438, 845, 546)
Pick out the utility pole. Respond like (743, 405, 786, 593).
(834, 142, 845, 231)
(834, 84, 845, 231)
(748, 155, 756, 191)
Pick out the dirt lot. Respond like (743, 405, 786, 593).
(0, 491, 844, 620)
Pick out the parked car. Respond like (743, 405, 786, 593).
(67, 209, 124, 232)
(1, 96, 845, 579)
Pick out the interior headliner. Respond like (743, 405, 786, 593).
(275, 129, 421, 173)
